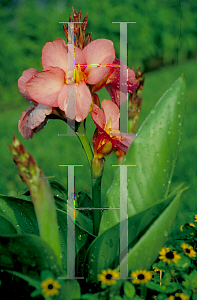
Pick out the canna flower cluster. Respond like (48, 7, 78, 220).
(18, 8, 139, 158)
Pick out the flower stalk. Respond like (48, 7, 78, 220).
(9, 136, 61, 265)
(77, 121, 93, 167)
(92, 176, 102, 236)
(91, 157, 104, 235)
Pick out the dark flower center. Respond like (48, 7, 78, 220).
(106, 274, 112, 280)
(185, 248, 190, 253)
(138, 274, 145, 280)
(166, 251, 174, 259)
(48, 284, 54, 290)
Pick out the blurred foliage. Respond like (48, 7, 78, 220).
(0, 0, 197, 109)
(0, 0, 197, 229)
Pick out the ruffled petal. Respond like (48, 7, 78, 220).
(83, 39, 115, 85)
(26, 67, 65, 106)
(91, 104, 106, 130)
(18, 68, 39, 101)
(42, 38, 86, 72)
(101, 99, 119, 130)
(42, 38, 68, 72)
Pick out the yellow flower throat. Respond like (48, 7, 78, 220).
(65, 65, 87, 84)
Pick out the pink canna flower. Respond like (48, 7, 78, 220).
(92, 59, 139, 107)
(18, 38, 115, 122)
(91, 99, 136, 159)
(18, 68, 53, 139)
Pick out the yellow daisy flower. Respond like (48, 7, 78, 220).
(98, 269, 119, 285)
(194, 215, 197, 222)
(180, 225, 184, 231)
(159, 247, 180, 264)
(168, 292, 189, 300)
(41, 278, 61, 297)
(180, 223, 195, 231)
(181, 243, 196, 258)
(152, 266, 164, 272)
(131, 270, 152, 284)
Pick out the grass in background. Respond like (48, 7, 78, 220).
(0, 58, 197, 228)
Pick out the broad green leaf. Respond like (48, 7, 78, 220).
(100, 74, 186, 233)
(0, 194, 94, 273)
(119, 189, 184, 273)
(57, 279, 81, 300)
(84, 189, 184, 282)
(0, 213, 17, 234)
(146, 281, 180, 294)
(123, 281, 135, 298)
(0, 194, 38, 234)
(0, 234, 63, 278)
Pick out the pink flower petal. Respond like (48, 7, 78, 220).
(75, 82, 92, 122)
(91, 104, 106, 130)
(57, 83, 69, 115)
(42, 38, 86, 72)
(101, 100, 120, 130)
(58, 82, 92, 121)
(42, 38, 68, 72)
(83, 39, 115, 85)
(18, 68, 39, 101)
(26, 67, 65, 106)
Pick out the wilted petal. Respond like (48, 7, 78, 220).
(26, 67, 65, 106)
(83, 39, 115, 85)
(18, 105, 36, 139)
(18, 104, 52, 140)
(18, 68, 39, 101)
(27, 104, 52, 129)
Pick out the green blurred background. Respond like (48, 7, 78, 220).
(0, 0, 197, 228)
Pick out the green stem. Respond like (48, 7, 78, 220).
(77, 121, 93, 167)
(76, 122, 103, 236)
(92, 177, 102, 236)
